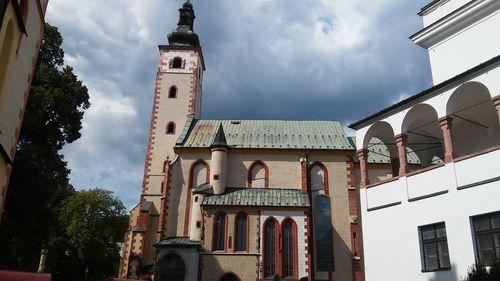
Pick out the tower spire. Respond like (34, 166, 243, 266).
(168, 0, 200, 46)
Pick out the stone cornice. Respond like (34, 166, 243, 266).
(410, 0, 500, 49)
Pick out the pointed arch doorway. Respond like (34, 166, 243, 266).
(218, 272, 241, 281)
(157, 253, 185, 281)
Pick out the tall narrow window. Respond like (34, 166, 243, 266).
(235, 212, 247, 251)
(172, 57, 182, 69)
(282, 219, 296, 278)
(310, 162, 329, 194)
(473, 212, 500, 265)
(213, 212, 226, 251)
(248, 161, 268, 188)
(184, 160, 209, 235)
(168, 86, 177, 98)
(314, 195, 334, 271)
(264, 218, 277, 278)
(420, 222, 450, 271)
(166, 122, 175, 134)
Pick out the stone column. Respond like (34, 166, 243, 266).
(439, 116, 454, 163)
(492, 95, 500, 124)
(357, 149, 369, 187)
(395, 134, 409, 176)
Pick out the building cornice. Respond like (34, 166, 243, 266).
(410, 0, 500, 49)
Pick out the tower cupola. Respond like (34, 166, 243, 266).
(167, 0, 200, 47)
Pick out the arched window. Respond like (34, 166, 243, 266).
(309, 162, 329, 194)
(171, 57, 183, 69)
(248, 160, 268, 188)
(314, 195, 334, 271)
(168, 86, 177, 98)
(446, 82, 499, 157)
(213, 212, 226, 251)
(166, 122, 175, 134)
(264, 218, 278, 278)
(282, 219, 296, 279)
(156, 253, 185, 281)
(184, 160, 209, 235)
(235, 212, 247, 251)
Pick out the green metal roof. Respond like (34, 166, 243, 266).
(201, 187, 310, 207)
(154, 237, 201, 247)
(176, 119, 354, 150)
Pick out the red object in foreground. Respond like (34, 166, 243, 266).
(0, 270, 51, 281)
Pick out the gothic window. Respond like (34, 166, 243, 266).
(310, 162, 328, 193)
(248, 161, 268, 188)
(264, 218, 278, 278)
(314, 195, 334, 271)
(235, 212, 247, 251)
(213, 212, 226, 251)
(168, 86, 177, 98)
(166, 122, 175, 134)
(282, 219, 296, 279)
(184, 160, 209, 235)
(171, 57, 183, 69)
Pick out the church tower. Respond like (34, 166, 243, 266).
(141, 0, 205, 204)
(120, 1, 205, 278)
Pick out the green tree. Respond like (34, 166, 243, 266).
(462, 262, 500, 281)
(52, 188, 128, 281)
(0, 22, 89, 271)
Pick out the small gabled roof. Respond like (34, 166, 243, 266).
(202, 187, 310, 207)
(210, 124, 228, 148)
(140, 201, 153, 212)
(154, 237, 201, 248)
(176, 119, 354, 150)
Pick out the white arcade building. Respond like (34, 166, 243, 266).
(349, 0, 500, 280)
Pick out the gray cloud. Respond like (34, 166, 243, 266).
(47, 0, 432, 209)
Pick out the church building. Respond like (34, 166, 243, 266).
(119, 1, 362, 281)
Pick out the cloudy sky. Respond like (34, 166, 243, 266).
(46, 0, 433, 209)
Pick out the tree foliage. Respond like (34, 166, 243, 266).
(49, 189, 128, 281)
(462, 262, 500, 281)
